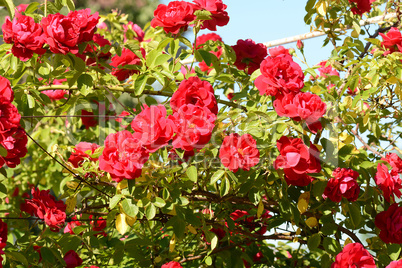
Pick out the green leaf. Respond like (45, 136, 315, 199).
(154, 54, 171, 67)
(145, 203, 156, 220)
(196, 50, 212, 66)
(210, 170, 225, 184)
(186, 166, 197, 183)
(134, 74, 148, 96)
(146, 49, 159, 68)
(5, 252, 29, 267)
(347, 202, 361, 229)
(323, 237, 341, 255)
(387, 244, 401, 261)
(40, 247, 55, 264)
(24, 2, 40, 14)
(109, 194, 122, 209)
(205, 256, 212, 266)
(0, 145, 7, 157)
(64, 0, 75, 11)
(0, 0, 15, 19)
(220, 176, 230, 196)
(121, 198, 138, 218)
(168, 39, 180, 58)
(153, 197, 166, 208)
(77, 74, 93, 96)
(27, 94, 35, 109)
(307, 233, 321, 251)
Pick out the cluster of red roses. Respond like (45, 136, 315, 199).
(0, 76, 27, 169)
(20, 187, 66, 232)
(151, 0, 229, 34)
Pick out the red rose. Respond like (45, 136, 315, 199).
(16, 4, 29, 13)
(64, 250, 83, 268)
(380, 27, 402, 54)
(41, 13, 80, 54)
(273, 136, 321, 187)
(219, 133, 260, 172)
(230, 209, 270, 235)
(375, 163, 402, 202)
(232, 39, 268, 75)
(20, 187, 66, 232)
(323, 168, 360, 202)
(151, 1, 196, 34)
(67, 9, 99, 43)
(382, 153, 402, 173)
(161, 261, 182, 268)
(196, 33, 223, 73)
(296, 40, 304, 50)
(375, 203, 402, 244)
(268, 46, 290, 57)
(40, 78, 68, 100)
(169, 104, 216, 151)
(331, 243, 375, 268)
(130, 105, 175, 152)
(171, 76, 218, 114)
(0, 219, 7, 244)
(317, 61, 339, 78)
(192, 0, 229, 31)
(64, 215, 82, 235)
(90, 215, 106, 231)
(123, 22, 145, 43)
(0, 102, 21, 133)
(273, 92, 327, 133)
(110, 48, 145, 81)
(0, 127, 28, 168)
(68, 142, 100, 168)
(0, 76, 14, 104)
(2, 14, 46, 61)
(255, 54, 304, 97)
(81, 109, 98, 129)
(387, 260, 402, 268)
(99, 130, 149, 182)
(348, 0, 375, 16)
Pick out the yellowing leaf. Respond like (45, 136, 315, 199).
(187, 225, 197, 235)
(344, 237, 352, 246)
(339, 132, 354, 144)
(296, 228, 301, 235)
(310, 85, 322, 94)
(306, 217, 318, 228)
(126, 215, 137, 226)
(116, 213, 129, 235)
(117, 180, 128, 190)
(65, 196, 77, 214)
(257, 199, 264, 218)
(314, 144, 323, 152)
(66, 181, 79, 190)
(298, 192, 310, 214)
(316, 0, 327, 16)
(387, 76, 398, 84)
(169, 234, 176, 252)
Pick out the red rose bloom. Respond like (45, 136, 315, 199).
(169, 104, 216, 151)
(232, 39, 268, 75)
(317, 61, 339, 78)
(64, 250, 83, 268)
(196, 33, 222, 46)
(0, 76, 14, 104)
(196, 33, 223, 73)
(41, 13, 80, 54)
(151, 1, 196, 34)
(0, 127, 28, 168)
(110, 48, 145, 81)
(20, 187, 66, 232)
(348, 0, 375, 16)
(380, 27, 402, 54)
(99, 130, 149, 182)
(323, 168, 360, 202)
(268, 46, 290, 57)
(67, 9, 99, 43)
(192, 0, 229, 31)
(40, 78, 68, 101)
(16, 4, 29, 13)
(375, 163, 402, 202)
(90, 215, 106, 231)
(64, 215, 82, 235)
(273, 92, 327, 133)
(219, 133, 260, 172)
(273, 136, 321, 187)
(387, 260, 402, 268)
(0, 102, 21, 133)
(81, 109, 98, 129)
(382, 153, 402, 173)
(131, 105, 175, 152)
(255, 54, 304, 97)
(375, 203, 402, 244)
(2, 14, 46, 61)
(68, 142, 100, 168)
(161, 261, 182, 268)
(171, 76, 218, 114)
(331, 243, 375, 268)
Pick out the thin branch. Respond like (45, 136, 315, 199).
(349, 123, 385, 158)
(337, 224, 363, 245)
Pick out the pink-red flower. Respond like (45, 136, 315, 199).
(375, 203, 402, 244)
(255, 54, 304, 97)
(323, 168, 360, 202)
(331, 243, 375, 268)
(171, 76, 218, 115)
(123, 22, 145, 42)
(2, 14, 46, 61)
(68, 142, 100, 168)
(387, 260, 402, 268)
(67, 9, 99, 43)
(110, 48, 145, 81)
(151, 1, 196, 34)
(380, 27, 402, 54)
(192, 0, 229, 31)
(99, 130, 149, 182)
(0, 76, 14, 104)
(131, 105, 175, 152)
(219, 133, 260, 172)
(268, 46, 290, 57)
(196, 33, 223, 73)
(64, 250, 83, 268)
(0, 219, 7, 244)
(0, 127, 28, 168)
(273, 92, 327, 133)
(232, 39, 268, 75)
(382, 153, 402, 173)
(162, 261, 182, 268)
(273, 136, 321, 187)
(64, 215, 82, 235)
(230, 209, 271, 235)
(348, 0, 375, 16)
(169, 104, 216, 151)
(20, 187, 67, 232)
(375, 163, 402, 202)
(317, 61, 339, 78)
(90, 215, 106, 232)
